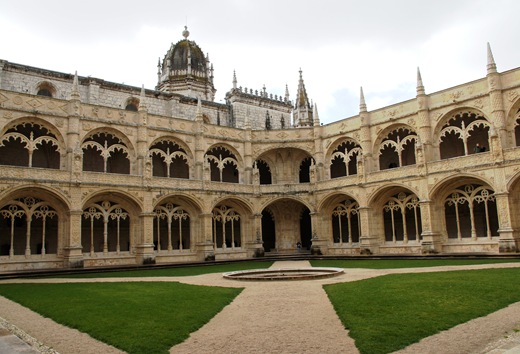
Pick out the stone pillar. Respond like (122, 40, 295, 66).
(494, 192, 519, 252)
(419, 200, 442, 254)
(309, 211, 328, 255)
(63, 209, 84, 268)
(196, 212, 215, 261)
(246, 213, 264, 257)
(358, 206, 379, 254)
(135, 212, 156, 264)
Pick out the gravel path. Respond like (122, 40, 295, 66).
(1, 261, 520, 353)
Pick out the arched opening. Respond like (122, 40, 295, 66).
(82, 132, 130, 174)
(299, 157, 312, 183)
(36, 82, 56, 98)
(81, 200, 131, 255)
(153, 202, 191, 252)
(261, 199, 311, 252)
(382, 191, 422, 243)
(150, 140, 189, 178)
(206, 146, 239, 183)
(444, 184, 498, 239)
(0, 196, 59, 257)
(125, 97, 139, 112)
(330, 140, 361, 178)
(331, 199, 360, 244)
(212, 205, 241, 249)
(255, 160, 272, 185)
(439, 111, 490, 159)
(379, 128, 417, 170)
(0, 123, 61, 169)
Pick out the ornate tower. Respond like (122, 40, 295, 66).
(156, 26, 216, 101)
(293, 69, 313, 127)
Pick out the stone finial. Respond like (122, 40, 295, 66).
(313, 103, 320, 126)
(359, 86, 367, 113)
(70, 71, 80, 100)
(487, 42, 497, 74)
(195, 98, 203, 122)
(285, 84, 290, 102)
(138, 85, 147, 112)
(416, 67, 425, 96)
(232, 70, 237, 89)
(182, 26, 190, 39)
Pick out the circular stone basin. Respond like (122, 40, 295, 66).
(223, 267, 344, 281)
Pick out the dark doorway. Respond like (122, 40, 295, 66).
(300, 207, 312, 249)
(262, 210, 276, 252)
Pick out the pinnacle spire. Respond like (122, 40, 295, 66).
(285, 84, 290, 102)
(70, 71, 80, 100)
(416, 67, 425, 96)
(138, 85, 147, 112)
(294, 69, 313, 127)
(232, 70, 237, 89)
(195, 98, 203, 122)
(359, 86, 367, 113)
(487, 42, 497, 74)
(313, 103, 320, 126)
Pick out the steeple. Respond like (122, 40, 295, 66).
(416, 67, 425, 96)
(359, 86, 367, 113)
(487, 42, 497, 74)
(293, 69, 313, 127)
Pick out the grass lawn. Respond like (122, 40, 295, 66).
(49, 261, 274, 278)
(324, 267, 520, 354)
(311, 258, 520, 269)
(0, 282, 242, 354)
(1, 259, 520, 354)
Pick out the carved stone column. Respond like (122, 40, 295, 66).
(246, 213, 264, 257)
(358, 206, 379, 254)
(196, 212, 215, 261)
(309, 211, 328, 255)
(419, 200, 442, 253)
(135, 212, 156, 264)
(63, 209, 84, 268)
(494, 192, 518, 252)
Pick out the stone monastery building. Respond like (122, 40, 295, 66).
(1, 27, 520, 271)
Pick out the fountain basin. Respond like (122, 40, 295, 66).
(223, 267, 344, 281)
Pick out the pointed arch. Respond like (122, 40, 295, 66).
(205, 145, 240, 183)
(82, 129, 133, 174)
(435, 109, 491, 158)
(0, 120, 64, 169)
(376, 125, 418, 170)
(328, 138, 362, 178)
(149, 138, 191, 178)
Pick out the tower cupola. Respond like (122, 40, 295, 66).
(156, 26, 216, 101)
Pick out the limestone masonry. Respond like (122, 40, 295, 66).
(0, 27, 519, 271)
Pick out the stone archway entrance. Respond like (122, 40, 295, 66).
(261, 199, 312, 253)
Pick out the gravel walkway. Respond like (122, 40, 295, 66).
(1, 261, 520, 353)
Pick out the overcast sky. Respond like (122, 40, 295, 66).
(1, 0, 519, 124)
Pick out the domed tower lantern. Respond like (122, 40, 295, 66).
(156, 26, 216, 101)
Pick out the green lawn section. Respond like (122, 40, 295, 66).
(50, 261, 274, 278)
(0, 282, 242, 354)
(311, 258, 520, 269)
(324, 268, 520, 354)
